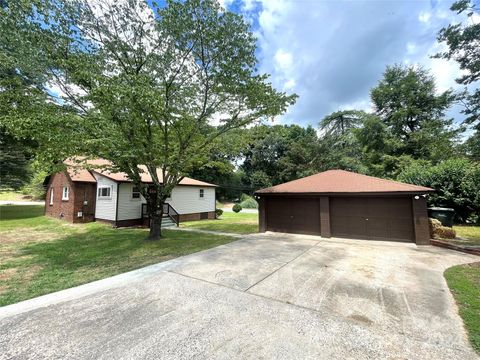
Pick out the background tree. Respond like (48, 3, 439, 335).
(319, 110, 365, 138)
(370, 64, 460, 161)
(240, 124, 318, 189)
(398, 158, 480, 223)
(2, 0, 295, 239)
(436, 0, 480, 129)
(315, 110, 368, 173)
(188, 129, 248, 200)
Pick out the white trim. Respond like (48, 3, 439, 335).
(97, 186, 112, 200)
(49, 188, 54, 205)
(131, 186, 141, 200)
(62, 186, 69, 201)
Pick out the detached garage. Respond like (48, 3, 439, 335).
(255, 170, 434, 245)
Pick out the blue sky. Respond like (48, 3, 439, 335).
(220, 0, 479, 127)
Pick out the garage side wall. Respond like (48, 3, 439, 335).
(412, 196, 430, 245)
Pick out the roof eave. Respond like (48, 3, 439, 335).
(255, 190, 435, 196)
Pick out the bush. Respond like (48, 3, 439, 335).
(215, 208, 223, 218)
(240, 193, 251, 202)
(398, 159, 480, 223)
(240, 197, 258, 209)
(232, 204, 242, 213)
(21, 170, 48, 200)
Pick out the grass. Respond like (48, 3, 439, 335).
(181, 211, 258, 234)
(0, 205, 236, 306)
(445, 262, 480, 354)
(453, 226, 480, 246)
(0, 191, 30, 201)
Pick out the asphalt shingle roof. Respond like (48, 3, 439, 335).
(256, 170, 433, 194)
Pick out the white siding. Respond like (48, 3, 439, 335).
(117, 183, 146, 221)
(115, 183, 215, 220)
(93, 173, 118, 221)
(168, 186, 215, 214)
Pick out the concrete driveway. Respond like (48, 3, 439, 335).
(0, 233, 478, 359)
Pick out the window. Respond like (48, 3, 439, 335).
(132, 186, 141, 199)
(98, 186, 112, 199)
(49, 188, 54, 205)
(62, 186, 69, 201)
(199, 189, 204, 198)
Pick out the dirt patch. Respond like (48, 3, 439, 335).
(0, 267, 18, 281)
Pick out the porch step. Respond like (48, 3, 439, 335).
(161, 216, 176, 228)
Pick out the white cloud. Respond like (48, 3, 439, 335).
(274, 49, 293, 72)
(233, 0, 471, 126)
(218, 0, 234, 10)
(418, 11, 431, 23)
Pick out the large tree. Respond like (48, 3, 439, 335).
(371, 64, 459, 161)
(436, 0, 480, 129)
(1, 0, 295, 239)
(241, 124, 318, 189)
(319, 110, 365, 138)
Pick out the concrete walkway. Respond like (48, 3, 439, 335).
(171, 226, 244, 238)
(0, 233, 478, 359)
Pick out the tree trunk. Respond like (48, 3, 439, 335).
(147, 210, 163, 240)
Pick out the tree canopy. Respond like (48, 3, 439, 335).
(0, 0, 296, 239)
(436, 0, 480, 129)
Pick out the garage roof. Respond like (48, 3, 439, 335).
(255, 170, 434, 195)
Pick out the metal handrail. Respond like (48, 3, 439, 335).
(142, 203, 180, 227)
(163, 203, 179, 227)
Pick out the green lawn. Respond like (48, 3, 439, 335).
(181, 211, 258, 234)
(453, 226, 480, 246)
(445, 262, 480, 354)
(0, 191, 29, 201)
(0, 205, 236, 306)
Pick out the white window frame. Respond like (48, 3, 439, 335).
(97, 186, 112, 200)
(131, 186, 141, 200)
(49, 188, 54, 205)
(62, 186, 69, 201)
(199, 188, 204, 199)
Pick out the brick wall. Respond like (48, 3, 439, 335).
(45, 172, 96, 223)
(73, 182, 96, 223)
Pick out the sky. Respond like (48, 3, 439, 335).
(219, 0, 479, 127)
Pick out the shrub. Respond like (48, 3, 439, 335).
(240, 193, 251, 202)
(398, 159, 480, 223)
(435, 226, 456, 239)
(240, 197, 258, 209)
(215, 208, 223, 218)
(21, 170, 48, 200)
(232, 204, 242, 213)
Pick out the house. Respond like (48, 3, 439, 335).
(255, 170, 434, 245)
(44, 159, 217, 227)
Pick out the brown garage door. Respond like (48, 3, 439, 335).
(330, 197, 414, 242)
(266, 197, 320, 235)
